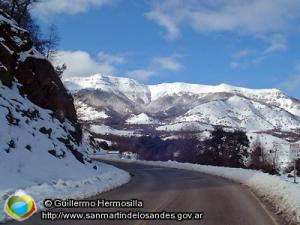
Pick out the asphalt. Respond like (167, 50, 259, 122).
(7, 160, 280, 225)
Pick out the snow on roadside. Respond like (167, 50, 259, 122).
(92, 155, 300, 224)
(0, 162, 130, 223)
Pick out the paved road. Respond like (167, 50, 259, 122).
(7, 161, 279, 225)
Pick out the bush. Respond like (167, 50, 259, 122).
(248, 139, 280, 175)
(284, 160, 300, 176)
(136, 136, 170, 161)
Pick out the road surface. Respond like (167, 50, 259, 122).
(7, 160, 279, 225)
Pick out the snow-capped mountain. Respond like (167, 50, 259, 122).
(64, 74, 300, 134)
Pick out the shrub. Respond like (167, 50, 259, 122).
(248, 139, 280, 175)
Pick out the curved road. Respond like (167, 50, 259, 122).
(8, 160, 279, 225)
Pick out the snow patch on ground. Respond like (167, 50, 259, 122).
(75, 100, 109, 121)
(90, 125, 136, 136)
(126, 113, 158, 125)
(156, 121, 213, 132)
(94, 138, 113, 146)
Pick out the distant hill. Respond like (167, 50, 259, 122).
(64, 73, 300, 133)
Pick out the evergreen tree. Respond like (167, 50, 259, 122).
(204, 127, 249, 167)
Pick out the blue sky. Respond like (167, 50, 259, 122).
(32, 0, 300, 98)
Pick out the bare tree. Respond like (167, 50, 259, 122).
(0, 0, 39, 24)
(14, 0, 39, 25)
(0, 1, 62, 59)
(44, 24, 60, 61)
(249, 139, 280, 175)
(270, 143, 280, 171)
(249, 138, 266, 168)
(0, 0, 45, 50)
(55, 64, 67, 79)
(0, 1, 9, 13)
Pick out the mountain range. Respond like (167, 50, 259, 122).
(64, 74, 300, 138)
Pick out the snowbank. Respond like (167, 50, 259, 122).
(92, 156, 300, 224)
(0, 162, 130, 222)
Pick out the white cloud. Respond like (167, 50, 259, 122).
(53, 50, 124, 77)
(232, 49, 256, 60)
(146, 10, 180, 40)
(230, 61, 240, 69)
(250, 55, 266, 65)
(282, 76, 300, 91)
(126, 54, 184, 82)
(152, 55, 183, 71)
(53, 49, 183, 81)
(282, 61, 300, 91)
(263, 34, 287, 54)
(32, 0, 115, 17)
(98, 52, 125, 64)
(146, 0, 300, 40)
(297, 62, 300, 72)
(231, 34, 287, 69)
(126, 69, 156, 82)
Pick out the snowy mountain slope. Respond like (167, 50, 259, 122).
(64, 74, 151, 104)
(175, 95, 300, 131)
(0, 11, 130, 222)
(65, 74, 300, 117)
(64, 74, 300, 133)
(0, 83, 92, 187)
(0, 81, 130, 222)
(75, 99, 109, 121)
(149, 82, 300, 117)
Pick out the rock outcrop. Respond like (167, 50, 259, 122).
(0, 10, 81, 141)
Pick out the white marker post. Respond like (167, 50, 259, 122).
(290, 143, 300, 184)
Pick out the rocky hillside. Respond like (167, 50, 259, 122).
(0, 9, 81, 141)
(0, 9, 107, 205)
(64, 74, 300, 134)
